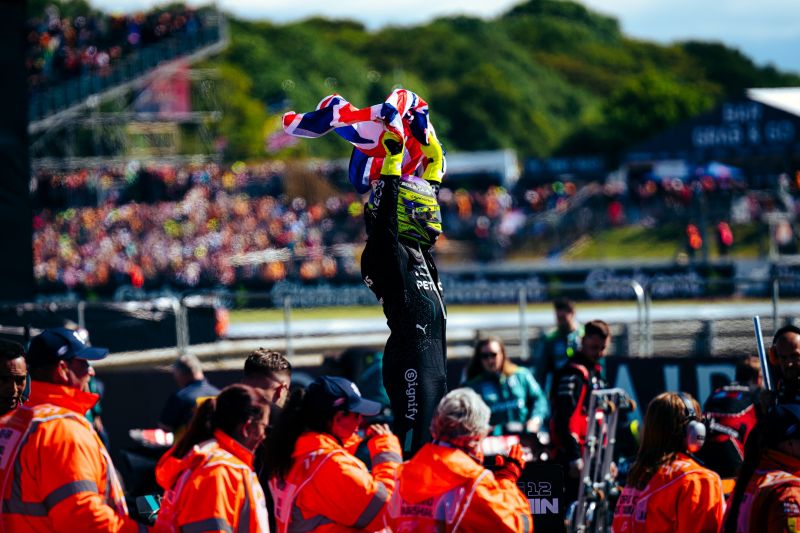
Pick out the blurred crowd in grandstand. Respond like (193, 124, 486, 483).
(26, 4, 203, 91)
(30, 157, 783, 293)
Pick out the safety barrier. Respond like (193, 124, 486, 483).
(1, 272, 797, 369)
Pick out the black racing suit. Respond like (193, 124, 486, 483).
(361, 171, 447, 458)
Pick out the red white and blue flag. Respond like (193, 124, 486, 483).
(282, 89, 440, 193)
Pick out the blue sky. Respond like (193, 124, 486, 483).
(93, 0, 800, 74)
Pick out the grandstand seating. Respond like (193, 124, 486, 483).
(30, 157, 760, 293)
(27, 5, 225, 123)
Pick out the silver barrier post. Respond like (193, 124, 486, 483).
(772, 273, 780, 331)
(172, 297, 187, 355)
(283, 296, 293, 359)
(77, 300, 86, 330)
(519, 287, 529, 361)
(630, 281, 645, 356)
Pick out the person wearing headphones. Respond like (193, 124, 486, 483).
(612, 391, 724, 533)
(361, 128, 447, 457)
(0, 339, 27, 416)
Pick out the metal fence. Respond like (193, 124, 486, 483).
(2, 273, 799, 371)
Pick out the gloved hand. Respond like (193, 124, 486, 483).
(494, 443, 526, 482)
(419, 130, 444, 190)
(380, 130, 404, 176)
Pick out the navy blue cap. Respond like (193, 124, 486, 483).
(26, 327, 109, 368)
(305, 375, 382, 416)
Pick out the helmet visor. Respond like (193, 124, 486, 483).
(411, 205, 442, 223)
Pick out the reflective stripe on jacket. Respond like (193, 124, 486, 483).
(154, 429, 268, 533)
(732, 449, 800, 533)
(384, 442, 533, 533)
(270, 431, 401, 532)
(0, 380, 141, 533)
(612, 453, 724, 533)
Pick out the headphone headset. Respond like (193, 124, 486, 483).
(678, 392, 706, 453)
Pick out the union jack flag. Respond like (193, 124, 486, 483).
(282, 89, 440, 193)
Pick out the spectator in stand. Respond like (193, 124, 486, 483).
(264, 375, 402, 532)
(697, 355, 763, 497)
(0, 339, 27, 416)
(463, 335, 548, 436)
(155, 384, 270, 532)
(549, 319, 610, 504)
(0, 328, 139, 532)
(613, 392, 724, 533)
(242, 347, 291, 408)
(383, 388, 533, 532)
(26, 5, 204, 90)
(159, 353, 219, 436)
(717, 221, 734, 256)
(533, 297, 583, 394)
(723, 403, 800, 533)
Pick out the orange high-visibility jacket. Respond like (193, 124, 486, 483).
(730, 449, 800, 533)
(0, 381, 141, 533)
(269, 431, 402, 533)
(154, 429, 268, 533)
(384, 442, 533, 533)
(612, 453, 724, 533)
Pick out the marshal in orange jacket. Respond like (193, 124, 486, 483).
(269, 431, 402, 533)
(730, 448, 800, 533)
(612, 452, 724, 533)
(0, 380, 142, 533)
(154, 429, 268, 533)
(383, 442, 533, 533)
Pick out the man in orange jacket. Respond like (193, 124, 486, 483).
(0, 327, 143, 533)
(384, 388, 533, 532)
(726, 403, 800, 532)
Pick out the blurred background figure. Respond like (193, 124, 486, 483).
(723, 403, 800, 533)
(242, 347, 292, 407)
(463, 335, 548, 436)
(613, 392, 724, 533)
(265, 375, 401, 532)
(697, 355, 763, 497)
(0, 339, 27, 416)
(155, 384, 270, 532)
(533, 297, 583, 394)
(716, 220, 734, 256)
(767, 325, 800, 405)
(159, 353, 219, 437)
(550, 319, 610, 504)
(384, 388, 533, 532)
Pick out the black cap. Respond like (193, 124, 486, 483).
(26, 327, 109, 369)
(305, 375, 382, 416)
